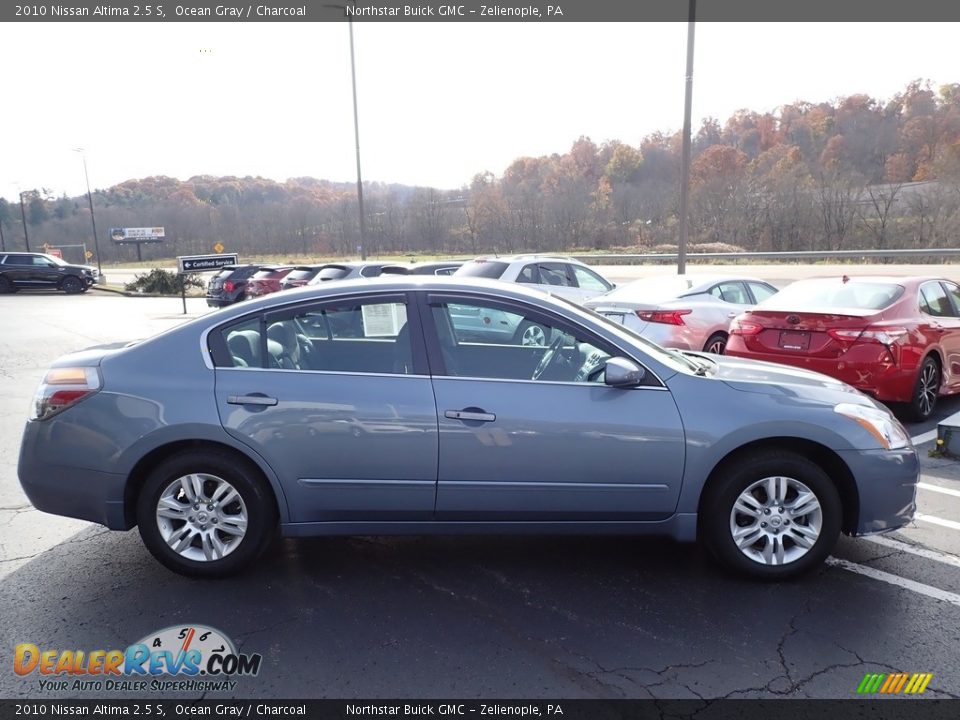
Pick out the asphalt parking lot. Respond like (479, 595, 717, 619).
(1, 287, 959, 701)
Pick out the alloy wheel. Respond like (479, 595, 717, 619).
(155, 473, 248, 562)
(728, 475, 822, 566)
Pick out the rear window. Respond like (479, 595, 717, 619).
(454, 261, 509, 279)
(760, 279, 903, 311)
(252, 267, 286, 280)
(285, 267, 319, 281)
(316, 266, 353, 281)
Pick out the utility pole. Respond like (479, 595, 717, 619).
(18, 191, 31, 252)
(74, 149, 103, 273)
(677, 0, 696, 276)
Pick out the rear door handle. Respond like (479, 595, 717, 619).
(445, 409, 496, 423)
(227, 394, 278, 406)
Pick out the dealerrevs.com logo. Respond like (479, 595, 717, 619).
(14, 625, 262, 693)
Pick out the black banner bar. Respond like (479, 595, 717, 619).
(1, 700, 959, 720)
(2, 0, 960, 22)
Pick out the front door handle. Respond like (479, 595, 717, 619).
(228, 394, 278, 406)
(445, 409, 496, 423)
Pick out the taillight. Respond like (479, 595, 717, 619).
(828, 327, 907, 345)
(636, 309, 691, 325)
(730, 319, 763, 336)
(31, 367, 101, 420)
(224, 280, 235, 292)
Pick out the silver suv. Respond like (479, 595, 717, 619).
(453, 255, 614, 305)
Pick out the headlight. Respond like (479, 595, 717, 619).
(834, 403, 910, 450)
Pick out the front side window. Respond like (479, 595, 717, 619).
(537, 263, 573, 288)
(920, 282, 955, 318)
(571, 265, 611, 292)
(748, 282, 777, 303)
(430, 299, 616, 384)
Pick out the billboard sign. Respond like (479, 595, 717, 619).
(177, 253, 240, 273)
(110, 227, 165, 242)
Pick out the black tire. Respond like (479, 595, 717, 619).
(906, 355, 940, 422)
(701, 450, 841, 580)
(136, 449, 277, 578)
(0, 275, 13, 294)
(61, 276, 83, 294)
(703, 332, 728, 355)
(514, 320, 550, 347)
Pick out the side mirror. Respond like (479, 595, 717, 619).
(604, 357, 646, 387)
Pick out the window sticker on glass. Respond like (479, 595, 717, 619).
(361, 303, 408, 337)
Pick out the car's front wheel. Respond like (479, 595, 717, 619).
(61, 276, 83, 294)
(136, 450, 277, 577)
(701, 451, 841, 579)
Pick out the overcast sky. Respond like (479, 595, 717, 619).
(1, 21, 956, 203)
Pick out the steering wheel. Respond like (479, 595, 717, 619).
(531, 335, 566, 381)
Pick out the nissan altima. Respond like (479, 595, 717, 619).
(18, 277, 918, 579)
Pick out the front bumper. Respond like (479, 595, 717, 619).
(839, 446, 919, 535)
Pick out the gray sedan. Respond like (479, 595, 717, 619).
(18, 277, 918, 579)
(585, 274, 778, 354)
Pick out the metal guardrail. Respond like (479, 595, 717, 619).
(572, 248, 960, 262)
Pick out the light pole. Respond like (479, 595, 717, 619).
(18, 190, 31, 252)
(73, 149, 103, 273)
(348, 14, 367, 261)
(677, 0, 696, 276)
(325, 3, 367, 260)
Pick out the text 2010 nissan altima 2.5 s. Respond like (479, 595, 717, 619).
(18, 277, 918, 579)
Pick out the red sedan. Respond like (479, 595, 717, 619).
(244, 266, 294, 299)
(725, 275, 960, 420)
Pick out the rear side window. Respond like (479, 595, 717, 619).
(454, 261, 509, 279)
(538, 263, 573, 287)
(222, 318, 263, 368)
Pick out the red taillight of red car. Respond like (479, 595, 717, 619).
(827, 327, 908, 345)
(224, 280, 235, 292)
(730, 319, 763, 336)
(636, 309, 692, 326)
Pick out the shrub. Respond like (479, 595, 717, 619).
(124, 269, 204, 295)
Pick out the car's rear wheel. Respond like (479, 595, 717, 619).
(703, 332, 728, 355)
(136, 450, 277, 577)
(61, 276, 83, 294)
(701, 451, 841, 579)
(907, 355, 940, 422)
(0, 275, 13, 293)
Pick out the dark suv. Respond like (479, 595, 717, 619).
(205, 264, 261, 307)
(0, 252, 100, 294)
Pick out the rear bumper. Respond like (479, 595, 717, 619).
(839, 447, 919, 535)
(725, 344, 916, 402)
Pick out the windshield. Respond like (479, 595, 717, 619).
(758, 279, 904, 311)
(43, 254, 69, 266)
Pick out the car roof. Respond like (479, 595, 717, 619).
(468, 254, 582, 264)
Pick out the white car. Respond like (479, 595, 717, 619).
(585, 274, 778, 354)
(454, 255, 615, 304)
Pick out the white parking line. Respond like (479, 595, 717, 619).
(826, 558, 960, 608)
(911, 429, 938, 445)
(860, 534, 960, 569)
(916, 513, 960, 531)
(917, 482, 960, 499)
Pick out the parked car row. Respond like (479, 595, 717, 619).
(206, 260, 465, 307)
(204, 255, 960, 422)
